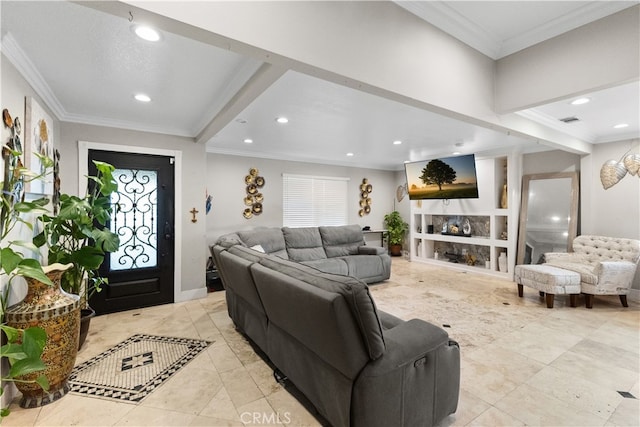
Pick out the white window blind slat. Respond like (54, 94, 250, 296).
(283, 174, 348, 227)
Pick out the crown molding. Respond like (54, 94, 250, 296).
(395, 1, 636, 59)
(2, 32, 196, 138)
(395, 1, 501, 59)
(1, 32, 67, 120)
(500, 2, 636, 58)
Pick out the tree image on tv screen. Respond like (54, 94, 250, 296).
(420, 159, 456, 191)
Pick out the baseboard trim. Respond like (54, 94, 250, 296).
(176, 287, 208, 303)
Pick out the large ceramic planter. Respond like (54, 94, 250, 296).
(5, 263, 80, 408)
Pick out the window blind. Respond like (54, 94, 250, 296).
(282, 174, 349, 227)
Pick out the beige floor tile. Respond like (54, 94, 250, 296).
(188, 414, 244, 427)
(550, 350, 638, 391)
(219, 366, 265, 408)
(606, 396, 640, 426)
(493, 323, 583, 364)
(438, 388, 492, 427)
(141, 365, 223, 415)
(113, 405, 196, 426)
(569, 339, 640, 373)
(462, 345, 545, 404)
(234, 397, 282, 427)
(467, 406, 526, 426)
(208, 341, 244, 373)
(33, 394, 135, 426)
(495, 383, 608, 426)
(265, 388, 323, 427)
(199, 387, 241, 422)
(526, 365, 623, 418)
(245, 359, 285, 397)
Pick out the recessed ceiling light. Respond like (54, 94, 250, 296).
(570, 97, 590, 105)
(393, 140, 402, 145)
(346, 152, 354, 157)
(134, 25, 161, 42)
(613, 123, 629, 129)
(134, 94, 151, 102)
(243, 139, 253, 144)
(452, 151, 461, 155)
(276, 117, 289, 124)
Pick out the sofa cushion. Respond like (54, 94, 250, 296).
(215, 232, 247, 249)
(340, 255, 386, 281)
(319, 225, 364, 257)
(282, 227, 327, 261)
(544, 261, 599, 285)
(258, 256, 385, 360)
(301, 258, 348, 275)
(237, 227, 289, 259)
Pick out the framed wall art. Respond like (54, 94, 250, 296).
(24, 96, 54, 194)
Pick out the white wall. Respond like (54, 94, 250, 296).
(206, 153, 397, 244)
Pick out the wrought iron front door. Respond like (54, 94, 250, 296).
(88, 150, 175, 315)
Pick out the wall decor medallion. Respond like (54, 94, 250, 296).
(600, 149, 640, 189)
(243, 167, 265, 218)
(358, 178, 373, 217)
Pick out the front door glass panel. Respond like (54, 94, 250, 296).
(110, 168, 158, 270)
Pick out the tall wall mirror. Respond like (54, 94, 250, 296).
(516, 172, 579, 265)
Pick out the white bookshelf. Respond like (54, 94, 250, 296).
(409, 154, 521, 279)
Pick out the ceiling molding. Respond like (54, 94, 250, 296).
(1, 32, 67, 120)
(395, 1, 636, 59)
(395, 1, 501, 59)
(2, 31, 193, 137)
(500, 2, 636, 58)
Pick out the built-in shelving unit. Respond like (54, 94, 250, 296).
(410, 154, 520, 279)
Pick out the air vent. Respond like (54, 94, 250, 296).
(559, 116, 580, 123)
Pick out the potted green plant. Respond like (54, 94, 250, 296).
(384, 210, 408, 256)
(1, 128, 52, 417)
(34, 160, 120, 349)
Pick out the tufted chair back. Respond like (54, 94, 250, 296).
(572, 235, 640, 265)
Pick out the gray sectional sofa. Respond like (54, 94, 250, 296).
(212, 225, 460, 427)
(218, 225, 391, 283)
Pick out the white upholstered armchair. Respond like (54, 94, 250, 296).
(544, 235, 640, 308)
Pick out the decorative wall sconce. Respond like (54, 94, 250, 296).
(358, 178, 372, 217)
(600, 152, 640, 189)
(243, 167, 265, 219)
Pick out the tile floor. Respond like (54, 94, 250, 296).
(4, 258, 639, 426)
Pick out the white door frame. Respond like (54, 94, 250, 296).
(78, 140, 183, 304)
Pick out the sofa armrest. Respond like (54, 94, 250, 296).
(352, 319, 459, 427)
(364, 319, 452, 372)
(358, 246, 387, 255)
(595, 261, 638, 288)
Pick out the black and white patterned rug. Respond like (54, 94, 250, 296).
(69, 334, 212, 403)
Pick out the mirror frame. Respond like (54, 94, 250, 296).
(516, 172, 579, 265)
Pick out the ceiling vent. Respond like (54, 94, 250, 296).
(559, 116, 580, 123)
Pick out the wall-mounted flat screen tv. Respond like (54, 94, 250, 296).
(404, 154, 479, 200)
